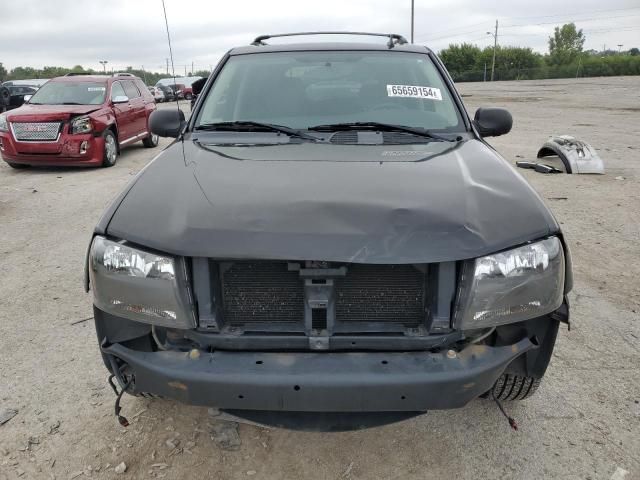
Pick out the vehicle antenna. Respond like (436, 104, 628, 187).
(161, 0, 180, 114)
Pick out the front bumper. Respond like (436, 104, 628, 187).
(102, 335, 536, 412)
(0, 131, 104, 166)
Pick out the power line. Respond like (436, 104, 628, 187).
(420, 5, 640, 40)
(506, 5, 640, 20)
(417, 8, 640, 43)
(502, 12, 640, 29)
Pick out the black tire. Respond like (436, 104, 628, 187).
(101, 129, 118, 167)
(486, 373, 541, 401)
(142, 132, 159, 148)
(7, 162, 31, 169)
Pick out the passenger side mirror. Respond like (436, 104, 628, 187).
(112, 95, 129, 104)
(473, 107, 512, 137)
(150, 108, 186, 138)
(23, 94, 33, 102)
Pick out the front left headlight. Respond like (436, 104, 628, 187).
(89, 236, 196, 329)
(0, 114, 8, 132)
(454, 237, 565, 330)
(70, 116, 92, 134)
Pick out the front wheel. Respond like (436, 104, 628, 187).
(142, 132, 159, 148)
(101, 130, 118, 167)
(485, 374, 541, 401)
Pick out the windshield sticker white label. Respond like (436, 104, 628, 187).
(387, 85, 442, 101)
(87, 87, 106, 91)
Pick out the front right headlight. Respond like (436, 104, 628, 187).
(0, 114, 8, 132)
(89, 236, 196, 329)
(454, 237, 565, 330)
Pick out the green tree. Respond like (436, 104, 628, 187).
(629, 47, 640, 56)
(478, 46, 544, 80)
(439, 43, 483, 81)
(548, 23, 585, 65)
(9, 66, 39, 80)
(0, 62, 7, 82)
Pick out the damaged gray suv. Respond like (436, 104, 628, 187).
(86, 32, 572, 430)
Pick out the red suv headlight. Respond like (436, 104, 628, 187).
(70, 116, 93, 134)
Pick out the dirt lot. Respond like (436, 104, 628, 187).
(1, 77, 639, 480)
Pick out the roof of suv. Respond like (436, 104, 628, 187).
(51, 75, 111, 83)
(230, 42, 433, 56)
(51, 74, 143, 83)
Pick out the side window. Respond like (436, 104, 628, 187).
(136, 80, 152, 99)
(122, 80, 141, 99)
(111, 82, 127, 100)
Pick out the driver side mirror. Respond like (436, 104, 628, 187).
(23, 94, 33, 103)
(474, 107, 512, 137)
(150, 108, 186, 138)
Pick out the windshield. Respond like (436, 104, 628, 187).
(28, 81, 107, 105)
(196, 51, 463, 132)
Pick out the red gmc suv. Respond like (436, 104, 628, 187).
(0, 74, 158, 168)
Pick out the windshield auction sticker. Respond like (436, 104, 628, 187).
(387, 85, 442, 100)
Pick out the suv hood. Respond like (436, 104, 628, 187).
(104, 139, 558, 263)
(7, 104, 102, 122)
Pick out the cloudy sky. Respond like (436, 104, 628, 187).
(1, 0, 639, 73)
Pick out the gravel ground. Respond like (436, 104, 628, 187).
(0, 77, 638, 480)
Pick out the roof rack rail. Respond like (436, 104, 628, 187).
(251, 31, 408, 49)
(64, 72, 103, 76)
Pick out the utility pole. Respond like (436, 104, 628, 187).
(166, 58, 169, 75)
(191, 61, 194, 75)
(617, 44, 623, 53)
(410, 0, 415, 43)
(486, 20, 498, 81)
(99, 60, 108, 73)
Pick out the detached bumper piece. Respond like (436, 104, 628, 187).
(102, 336, 536, 412)
(537, 135, 605, 174)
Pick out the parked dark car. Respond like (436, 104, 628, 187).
(0, 73, 158, 168)
(87, 33, 572, 430)
(0, 84, 38, 112)
(156, 84, 175, 102)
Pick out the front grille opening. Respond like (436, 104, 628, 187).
(218, 261, 428, 329)
(335, 264, 425, 326)
(221, 262, 304, 325)
(312, 308, 328, 330)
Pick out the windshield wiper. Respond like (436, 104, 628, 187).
(308, 122, 457, 142)
(195, 121, 319, 142)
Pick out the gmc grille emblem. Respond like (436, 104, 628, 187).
(25, 125, 48, 132)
